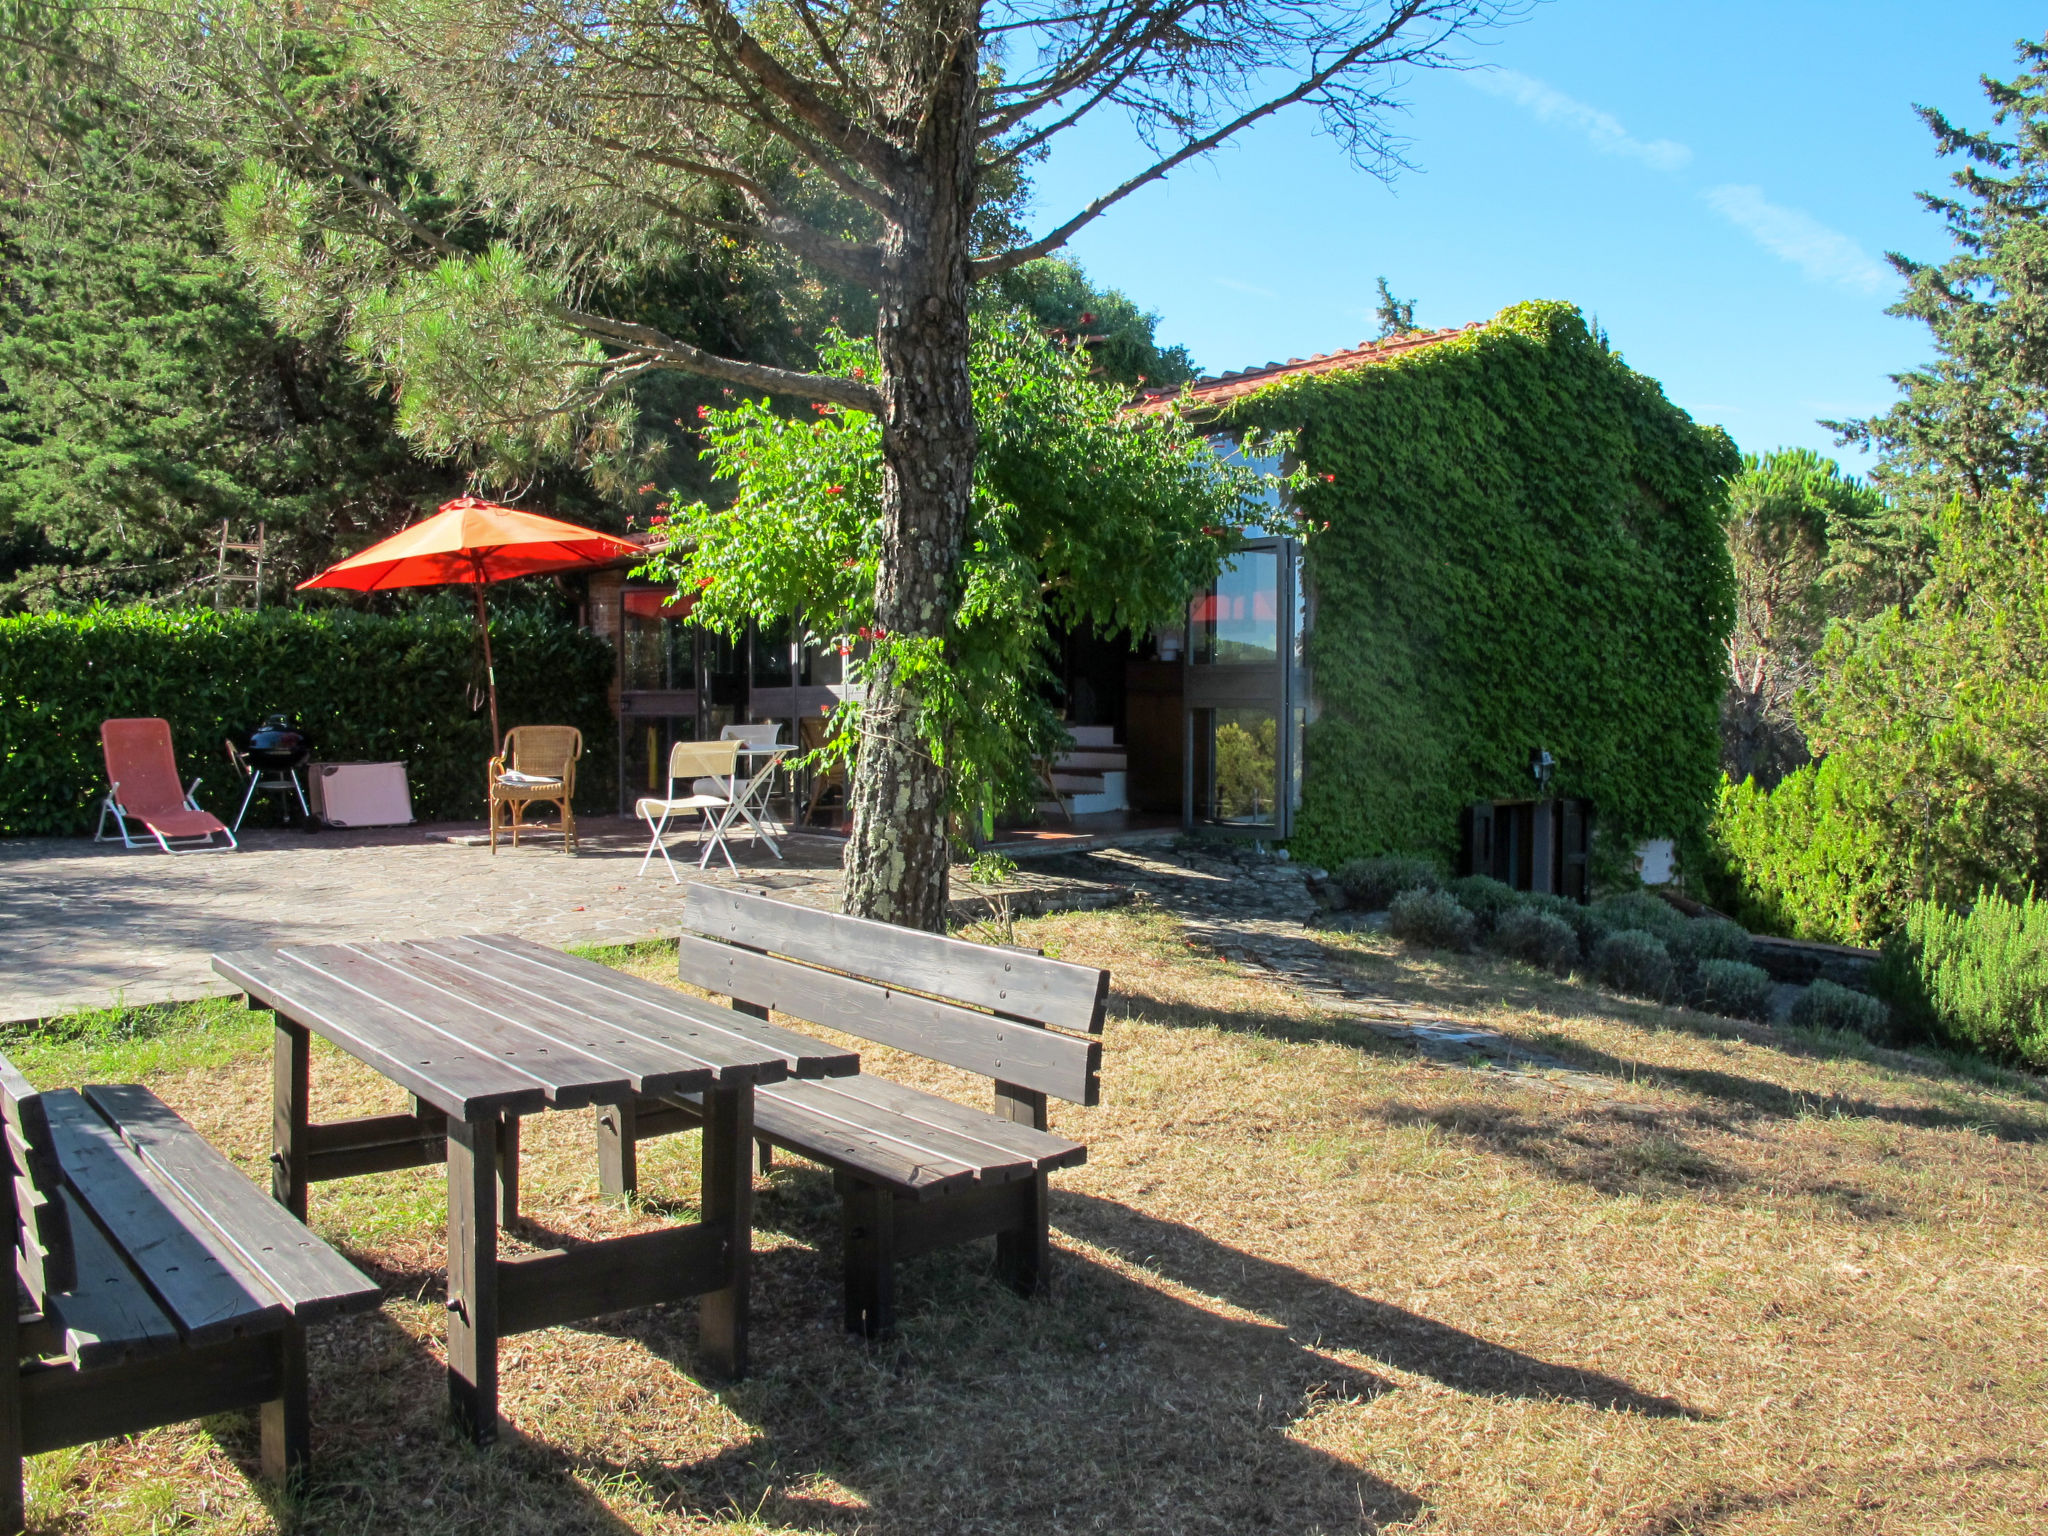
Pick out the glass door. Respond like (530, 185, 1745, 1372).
(1184, 537, 1301, 837)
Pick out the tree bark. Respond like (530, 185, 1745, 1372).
(841, 11, 981, 932)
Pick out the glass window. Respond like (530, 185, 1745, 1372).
(621, 589, 696, 690)
(1192, 550, 1279, 665)
(626, 715, 697, 799)
(1194, 707, 1278, 826)
(752, 615, 794, 688)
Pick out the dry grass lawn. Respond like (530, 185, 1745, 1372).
(14, 905, 2048, 1535)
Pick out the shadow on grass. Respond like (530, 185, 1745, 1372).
(1132, 931, 2048, 1146)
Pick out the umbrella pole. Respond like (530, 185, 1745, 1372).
(473, 582, 501, 753)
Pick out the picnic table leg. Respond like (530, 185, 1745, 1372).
(495, 1113, 520, 1227)
(272, 1018, 311, 1221)
(596, 1099, 638, 1197)
(697, 1083, 753, 1380)
(259, 1319, 310, 1490)
(446, 1114, 501, 1444)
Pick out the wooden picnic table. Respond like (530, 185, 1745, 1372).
(211, 933, 857, 1443)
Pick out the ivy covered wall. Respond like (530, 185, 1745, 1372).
(1222, 301, 1739, 873)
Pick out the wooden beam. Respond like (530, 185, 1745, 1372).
(497, 1223, 729, 1335)
(444, 1116, 499, 1445)
(18, 1334, 280, 1457)
(272, 1020, 309, 1221)
(696, 1086, 752, 1379)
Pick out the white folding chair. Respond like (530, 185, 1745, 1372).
(711, 724, 788, 856)
(636, 739, 744, 878)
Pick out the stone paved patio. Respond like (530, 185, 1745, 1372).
(5, 823, 1568, 1094)
(0, 816, 1141, 1022)
(0, 817, 859, 1021)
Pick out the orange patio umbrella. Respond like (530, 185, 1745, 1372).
(298, 496, 641, 749)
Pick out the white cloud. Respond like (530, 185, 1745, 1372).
(1213, 276, 1278, 299)
(1466, 68, 1691, 172)
(1702, 185, 1891, 295)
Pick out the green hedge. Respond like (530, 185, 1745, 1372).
(0, 605, 617, 833)
(1701, 759, 1915, 944)
(1874, 891, 2048, 1068)
(1223, 301, 1739, 872)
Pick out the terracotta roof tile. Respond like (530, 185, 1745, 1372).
(1129, 322, 1483, 415)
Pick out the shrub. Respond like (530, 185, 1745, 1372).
(1702, 760, 1916, 944)
(1589, 892, 1687, 944)
(1521, 891, 1600, 946)
(1490, 907, 1579, 972)
(1592, 928, 1676, 1001)
(1691, 958, 1774, 1021)
(1387, 887, 1477, 950)
(1789, 978, 1891, 1041)
(1335, 854, 1441, 912)
(0, 602, 617, 831)
(1444, 874, 1520, 932)
(1672, 916, 1753, 966)
(1875, 890, 2048, 1067)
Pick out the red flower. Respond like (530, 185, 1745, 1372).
(697, 577, 714, 589)
(825, 485, 845, 495)
(696, 405, 711, 420)
(1321, 473, 1336, 483)
(1078, 312, 1095, 326)
(637, 481, 658, 494)
(851, 367, 866, 380)
(649, 516, 667, 527)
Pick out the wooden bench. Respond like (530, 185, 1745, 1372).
(0, 1054, 380, 1530)
(597, 885, 1108, 1336)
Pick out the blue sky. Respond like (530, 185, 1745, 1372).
(1024, 1, 2043, 471)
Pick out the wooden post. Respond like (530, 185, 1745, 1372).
(0, 1120, 22, 1536)
(272, 1019, 310, 1221)
(596, 1100, 637, 1197)
(992, 1081, 1048, 1132)
(258, 1320, 309, 1489)
(995, 1174, 1050, 1298)
(495, 1114, 520, 1228)
(696, 1084, 753, 1379)
(445, 1116, 500, 1444)
(840, 1176, 897, 1338)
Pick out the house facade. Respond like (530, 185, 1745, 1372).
(584, 301, 1736, 880)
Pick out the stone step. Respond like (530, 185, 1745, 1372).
(1065, 724, 1119, 749)
(1055, 749, 1127, 772)
(1042, 769, 1127, 817)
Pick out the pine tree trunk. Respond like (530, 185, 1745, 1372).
(841, 18, 979, 932)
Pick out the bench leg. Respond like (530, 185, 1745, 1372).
(841, 1176, 897, 1338)
(259, 1320, 309, 1490)
(596, 1100, 637, 1197)
(995, 1173, 1050, 1298)
(757, 1138, 773, 1176)
(495, 1113, 520, 1227)
(696, 1085, 753, 1380)
(272, 1019, 311, 1222)
(1, 1254, 20, 1536)
(446, 1116, 500, 1444)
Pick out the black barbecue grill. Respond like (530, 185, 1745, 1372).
(226, 714, 312, 830)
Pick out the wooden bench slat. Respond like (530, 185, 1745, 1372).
(685, 885, 1109, 1033)
(214, 949, 549, 1120)
(41, 1090, 288, 1347)
(83, 1084, 381, 1324)
(0, 1056, 62, 1192)
(307, 945, 637, 1108)
(664, 1091, 979, 1197)
(791, 1076, 1087, 1174)
(757, 1083, 1036, 1187)
(36, 1188, 180, 1370)
(677, 933, 1101, 1105)
(460, 934, 849, 1082)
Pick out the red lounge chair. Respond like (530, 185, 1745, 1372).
(95, 718, 238, 853)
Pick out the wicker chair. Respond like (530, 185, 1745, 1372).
(799, 714, 852, 828)
(489, 726, 582, 853)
